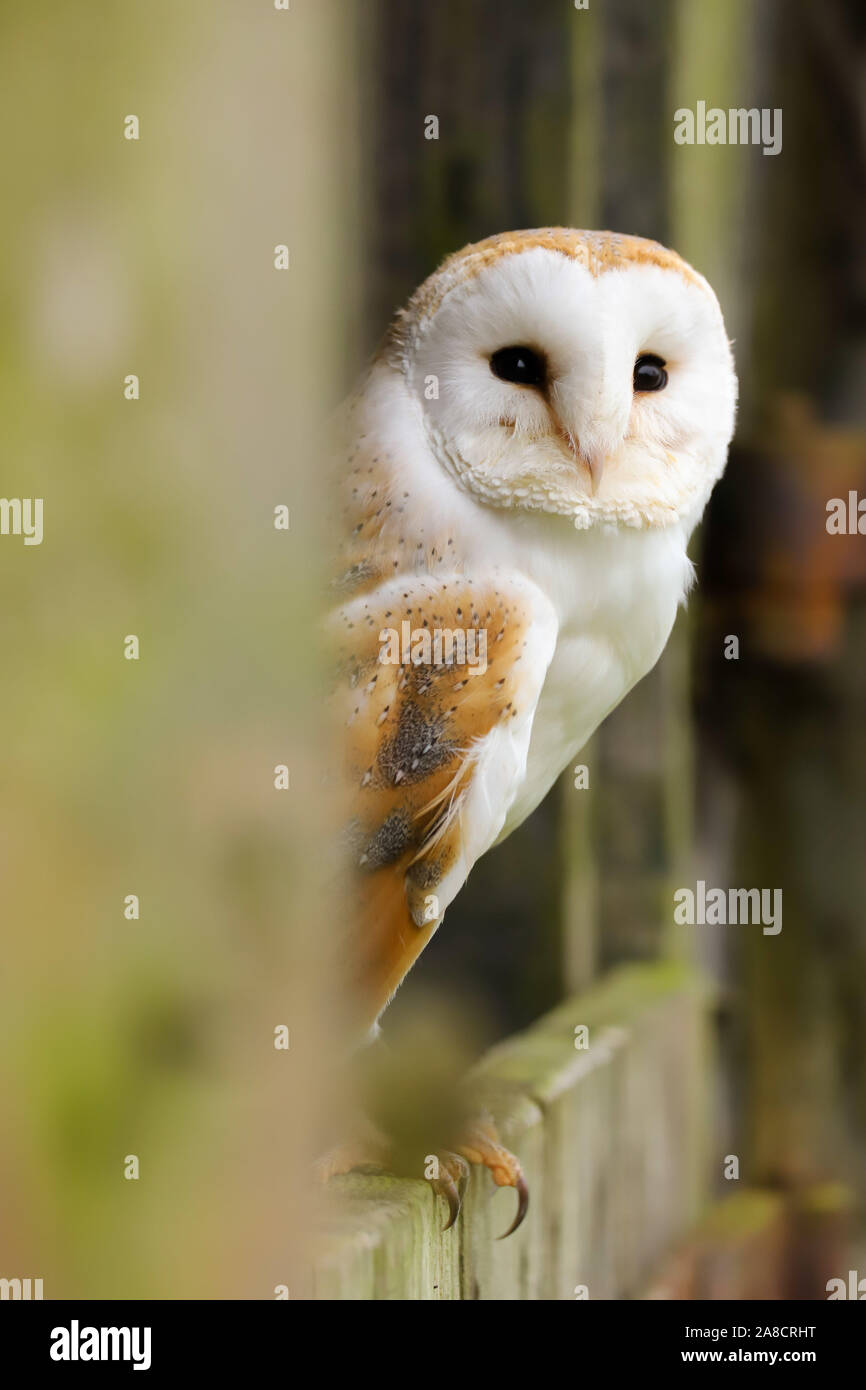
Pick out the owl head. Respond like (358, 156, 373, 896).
(387, 229, 737, 532)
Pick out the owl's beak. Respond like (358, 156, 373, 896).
(562, 430, 604, 494)
(555, 396, 612, 495)
(558, 417, 606, 494)
(577, 445, 604, 494)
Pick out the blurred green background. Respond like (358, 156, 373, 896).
(0, 0, 359, 1297)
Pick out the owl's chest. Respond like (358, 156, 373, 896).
(501, 522, 691, 835)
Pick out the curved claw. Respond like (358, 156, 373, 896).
(497, 1172, 529, 1239)
(432, 1170, 462, 1231)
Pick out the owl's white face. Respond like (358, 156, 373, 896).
(392, 230, 737, 532)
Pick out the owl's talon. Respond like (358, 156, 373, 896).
(430, 1150, 470, 1230)
(497, 1172, 529, 1239)
(455, 1117, 529, 1239)
(434, 1170, 461, 1230)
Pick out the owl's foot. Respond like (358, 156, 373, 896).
(454, 1116, 529, 1239)
(316, 1116, 527, 1239)
(316, 1139, 471, 1231)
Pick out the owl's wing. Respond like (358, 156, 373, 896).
(330, 570, 558, 1031)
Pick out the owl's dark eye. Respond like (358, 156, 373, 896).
(633, 353, 668, 392)
(490, 345, 546, 388)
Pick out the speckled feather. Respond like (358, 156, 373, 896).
(330, 560, 555, 1027)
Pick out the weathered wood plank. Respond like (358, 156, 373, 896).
(316, 960, 711, 1298)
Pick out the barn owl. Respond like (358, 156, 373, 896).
(327, 228, 736, 1229)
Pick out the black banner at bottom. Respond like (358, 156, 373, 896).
(2, 1297, 862, 1376)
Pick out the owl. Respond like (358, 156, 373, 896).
(327, 228, 736, 1228)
